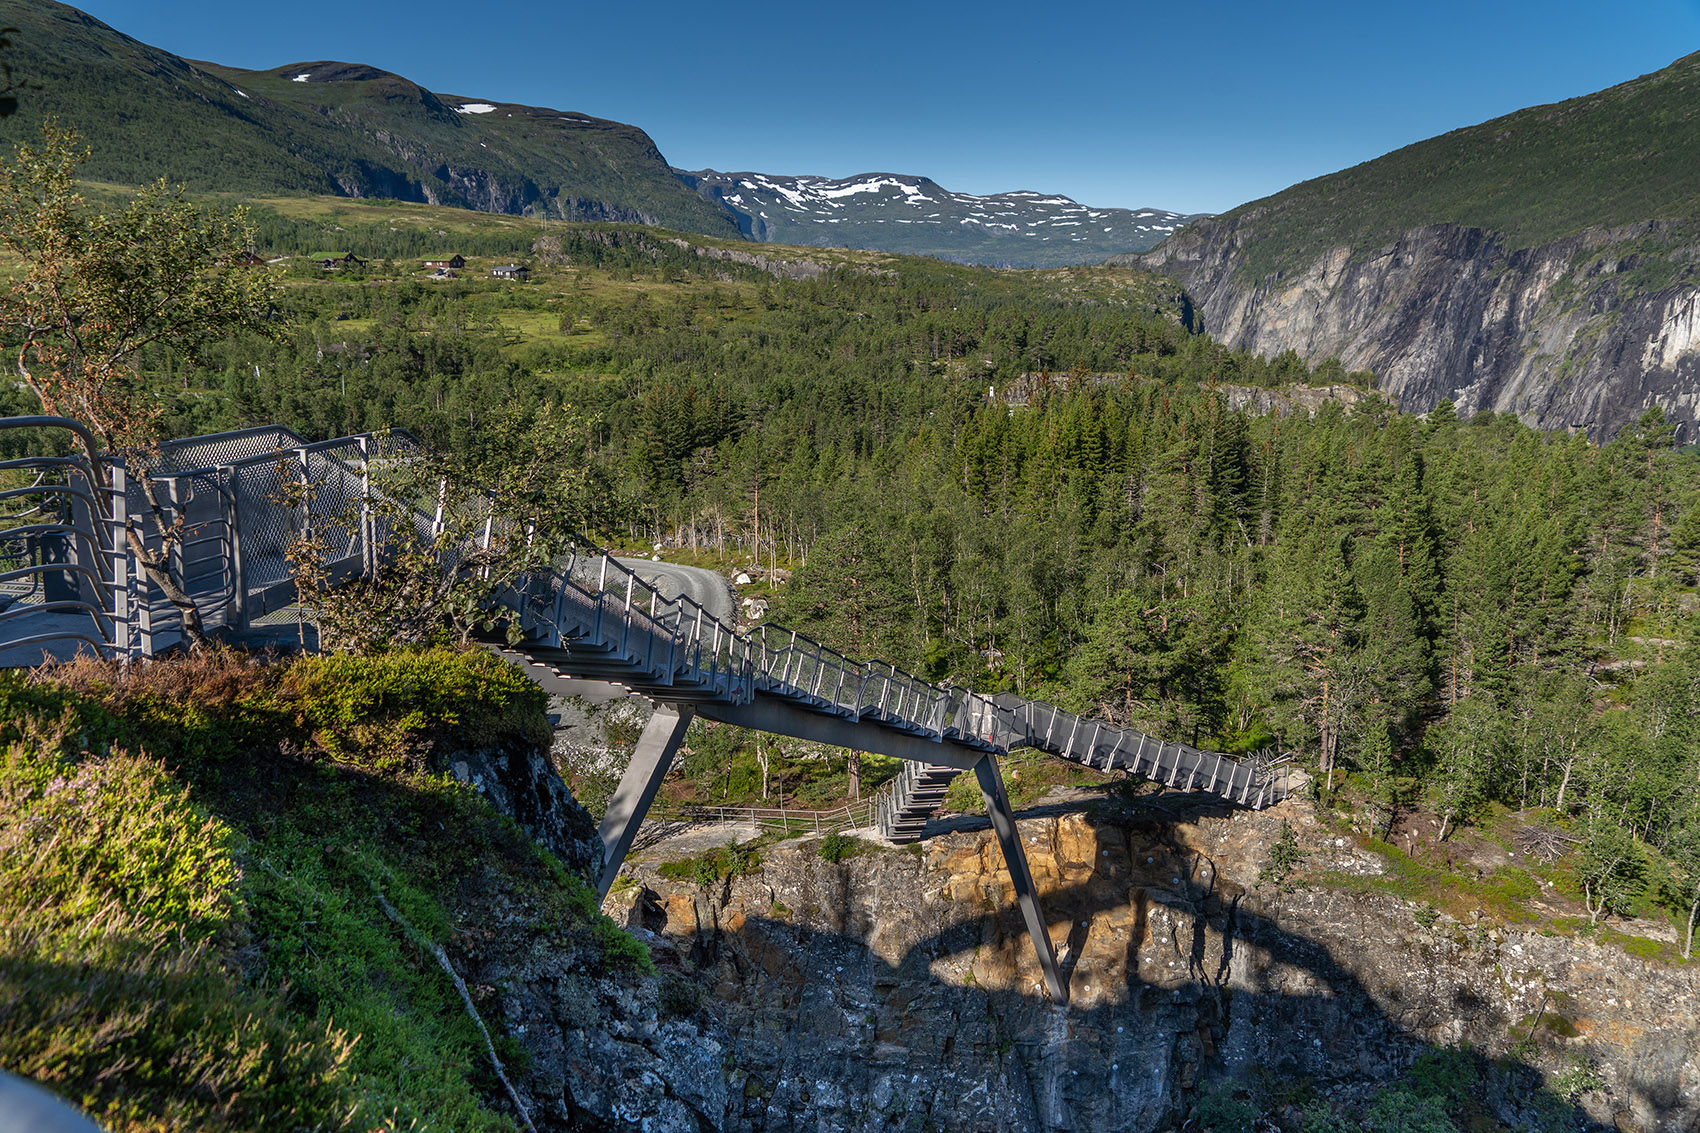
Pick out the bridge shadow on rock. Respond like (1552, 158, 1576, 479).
(627, 799, 1672, 1133)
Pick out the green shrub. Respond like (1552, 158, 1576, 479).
(1, 649, 634, 1130)
(290, 645, 551, 768)
(1300, 1101, 1353, 1133)
(0, 709, 360, 1131)
(1405, 1048, 1480, 1110)
(1191, 1081, 1259, 1133)
(1363, 1087, 1458, 1133)
(817, 832, 872, 863)
(658, 843, 762, 888)
(1259, 820, 1306, 887)
(1552, 1054, 1605, 1101)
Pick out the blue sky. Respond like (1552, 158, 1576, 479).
(71, 0, 1700, 215)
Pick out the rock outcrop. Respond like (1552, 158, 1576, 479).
(1122, 219, 1700, 442)
(439, 735, 600, 879)
(528, 798, 1700, 1131)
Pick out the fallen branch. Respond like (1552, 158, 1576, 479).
(1517, 826, 1581, 864)
(363, 875, 536, 1133)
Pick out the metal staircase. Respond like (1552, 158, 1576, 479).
(877, 761, 967, 843)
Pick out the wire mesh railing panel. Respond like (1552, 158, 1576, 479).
(302, 446, 365, 569)
(230, 460, 298, 591)
(154, 425, 308, 474)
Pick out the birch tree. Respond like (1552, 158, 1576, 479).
(0, 122, 280, 643)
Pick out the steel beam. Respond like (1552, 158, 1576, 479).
(596, 703, 694, 902)
(972, 754, 1068, 1004)
(698, 695, 987, 770)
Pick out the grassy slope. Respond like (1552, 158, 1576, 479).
(0, 0, 739, 237)
(1207, 49, 1700, 281)
(198, 192, 1190, 356)
(0, 648, 641, 1132)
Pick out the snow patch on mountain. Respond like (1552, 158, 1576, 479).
(680, 168, 1205, 267)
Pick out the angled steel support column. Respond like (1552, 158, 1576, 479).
(973, 754, 1068, 1004)
(596, 703, 694, 903)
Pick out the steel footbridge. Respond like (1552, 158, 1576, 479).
(0, 418, 1294, 1003)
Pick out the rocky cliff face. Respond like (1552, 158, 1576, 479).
(511, 797, 1700, 1132)
(1123, 219, 1700, 442)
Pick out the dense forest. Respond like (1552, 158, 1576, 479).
(11, 210, 1700, 944)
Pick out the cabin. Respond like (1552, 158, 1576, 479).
(227, 250, 267, 267)
(427, 268, 459, 280)
(319, 252, 365, 270)
(491, 263, 529, 281)
(423, 255, 466, 270)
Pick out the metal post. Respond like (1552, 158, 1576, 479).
(549, 577, 570, 648)
(357, 436, 373, 576)
(596, 703, 695, 903)
(110, 459, 133, 657)
(223, 465, 248, 633)
(972, 755, 1067, 1004)
(1102, 729, 1122, 771)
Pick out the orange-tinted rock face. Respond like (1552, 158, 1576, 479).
(593, 801, 1700, 1132)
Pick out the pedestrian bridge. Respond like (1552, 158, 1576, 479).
(0, 417, 1295, 1003)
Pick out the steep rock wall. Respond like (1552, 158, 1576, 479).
(571, 802, 1699, 1132)
(1123, 220, 1700, 441)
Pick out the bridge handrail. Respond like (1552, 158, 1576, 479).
(0, 416, 1291, 811)
(0, 418, 135, 659)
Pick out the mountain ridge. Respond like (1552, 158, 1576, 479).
(1122, 49, 1700, 440)
(679, 168, 1199, 268)
(0, 0, 742, 236)
(0, 0, 1197, 268)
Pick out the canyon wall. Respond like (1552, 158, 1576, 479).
(1120, 220, 1700, 442)
(496, 796, 1698, 1130)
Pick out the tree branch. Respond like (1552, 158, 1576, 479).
(362, 874, 536, 1133)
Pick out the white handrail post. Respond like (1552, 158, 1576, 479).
(109, 458, 132, 657)
(357, 435, 373, 576)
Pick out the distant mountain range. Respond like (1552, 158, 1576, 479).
(677, 171, 1196, 268)
(0, 0, 1193, 267)
(0, 2, 739, 236)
